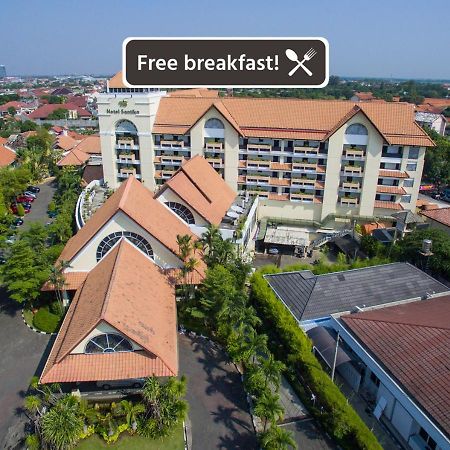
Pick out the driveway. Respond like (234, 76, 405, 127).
(179, 334, 257, 449)
(0, 288, 51, 449)
(281, 419, 336, 450)
(22, 178, 57, 229)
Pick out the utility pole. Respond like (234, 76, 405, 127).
(331, 331, 340, 382)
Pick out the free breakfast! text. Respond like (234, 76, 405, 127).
(136, 54, 280, 72)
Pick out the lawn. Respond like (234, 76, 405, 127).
(75, 423, 185, 450)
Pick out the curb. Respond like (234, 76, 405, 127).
(21, 309, 57, 336)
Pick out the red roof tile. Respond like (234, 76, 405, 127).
(421, 207, 450, 228)
(374, 200, 403, 210)
(0, 145, 16, 167)
(342, 295, 450, 436)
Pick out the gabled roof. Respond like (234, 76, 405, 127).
(40, 240, 178, 383)
(421, 206, 450, 227)
(108, 71, 126, 88)
(153, 97, 434, 147)
(341, 295, 450, 437)
(72, 135, 100, 154)
(265, 262, 449, 322)
(352, 92, 375, 101)
(54, 135, 79, 151)
(57, 176, 206, 280)
(0, 145, 16, 167)
(28, 103, 91, 119)
(156, 155, 236, 225)
(56, 148, 90, 166)
(169, 88, 219, 98)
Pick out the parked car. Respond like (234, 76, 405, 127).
(5, 235, 17, 245)
(268, 247, 280, 255)
(16, 195, 34, 203)
(11, 204, 31, 214)
(47, 211, 58, 218)
(13, 218, 24, 227)
(27, 185, 40, 193)
(95, 378, 145, 390)
(24, 191, 37, 199)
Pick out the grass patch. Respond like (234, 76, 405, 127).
(23, 308, 34, 327)
(76, 422, 185, 450)
(32, 305, 61, 333)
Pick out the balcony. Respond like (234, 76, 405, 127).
(117, 155, 140, 165)
(340, 197, 359, 207)
(341, 181, 361, 191)
(292, 162, 317, 172)
(205, 142, 223, 151)
(160, 155, 185, 166)
(343, 148, 365, 159)
(293, 146, 320, 156)
(206, 158, 223, 169)
(342, 165, 363, 176)
(245, 175, 270, 184)
(270, 162, 292, 171)
(246, 143, 272, 153)
(246, 159, 272, 170)
(159, 139, 186, 148)
(291, 178, 316, 188)
(154, 170, 175, 179)
(290, 193, 315, 202)
(116, 142, 139, 151)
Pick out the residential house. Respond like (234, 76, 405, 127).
(420, 207, 450, 235)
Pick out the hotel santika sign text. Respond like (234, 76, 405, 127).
(106, 100, 140, 115)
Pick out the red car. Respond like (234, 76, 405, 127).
(11, 204, 31, 214)
(16, 195, 34, 203)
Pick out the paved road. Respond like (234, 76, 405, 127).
(179, 334, 258, 450)
(22, 178, 57, 230)
(418, 193, 450, 209)
(0, 289, 51, 448)
(281, 419, 336, 450)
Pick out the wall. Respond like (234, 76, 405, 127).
(258, 198, 322, 222)
(67, 211, 183, 271)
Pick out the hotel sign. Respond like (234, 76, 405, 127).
(123, 37, 329, 88)
(106, 108, 140, 115)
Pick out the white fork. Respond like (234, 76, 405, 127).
(289, 48, 317, 77)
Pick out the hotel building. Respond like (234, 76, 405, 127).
(99, 72, 434, 223)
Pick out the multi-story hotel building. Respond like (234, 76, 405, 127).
(99, 72, 434, 223)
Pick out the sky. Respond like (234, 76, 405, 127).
(1, 0, 449, 79)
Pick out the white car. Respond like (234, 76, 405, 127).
(24, 191, 37, 199)
(95, 378, 145, 390)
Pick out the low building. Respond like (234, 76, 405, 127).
(0, 138, 16, 167)
(415, 110, 447, 135)
(330, 296, 450, 450)
(420, 207, 450, 235)
(350, 92, 376, 102)
(264, 262, 449, 329)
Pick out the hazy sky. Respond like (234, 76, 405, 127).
(1, 0, 449, 79)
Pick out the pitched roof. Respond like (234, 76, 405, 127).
(265, 262, 449, 322)
(0, 145, 16, 167)
(353, 92, 375, 101)
(341, 295, 450, 437)
(153, 97, 434, 147)
(28, 103, 91, 119)
(42, 271, 88, 291)
(57, 176, 206, 280)
(82, 165, 104, 186)
(108, 71, 126, 88)
(54, 135, 79, 151)
(378, 169, 409, 178)
(169, 88, 219, 98)
(56, 148, 90, 166)
(421, 206, 450, 227)
(374, 200, 403, 210)
(40, 240, 178, 383)
(392, 210, 424, 224)
(72, 135, 100, 154)
(156, 155, 236, 225)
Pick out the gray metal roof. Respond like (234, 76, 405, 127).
(265, 263, 449, 322)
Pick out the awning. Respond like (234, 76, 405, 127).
(264, 227, 308, 246)
(307, 326, 351, 368)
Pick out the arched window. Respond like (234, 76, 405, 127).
(204, 118, 224, 129)
(345, 123, 368, 135)
(115, 120, 138, 135)
(165, 202, 195, 225)
(96, 231, 153, 261)
(85, 333, 133, 354)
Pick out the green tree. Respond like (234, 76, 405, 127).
(16, 203, 25, 216)
(422, 127, 450, 187)
(48, 260, 71, 315)
(259, 424, 297, 450)
(7, 106, 16, 116)
(0, 166, 31, 204)
(47, 108, 69, 120)
(260, 354, 285, 391)
(113, 399, 145, 432)
(254, 391, 284, 432)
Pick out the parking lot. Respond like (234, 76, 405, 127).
(21, 178, 57, 229)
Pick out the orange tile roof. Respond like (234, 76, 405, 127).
(376, 185, 406, 195)
(42, 271, 88, 291)
(271, 162, 292, 171)
(379, 169, 408, 178)
(0, 145, 16, 167)
(108, 71, 127, 88)
(54, 135, 79, 151)
(41, 240, 178, 383)
(374, 200, 403, 210)
(269, 177, 290, 186)
(153, 97, 434, 147)
(57, 176, 206, 282)
(156, 155, 236, 225)
(169, 88, 219, 98)
(268, 193, 289, 201)
(57, 148, 90, 166)
(421, 207, 450, 228)
(353, 92, 375, 101)
(72, 135, 101, 154)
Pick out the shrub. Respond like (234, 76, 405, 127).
(250, 271, 382, 450)
(33, 306, 61, 333)
(47, 201, 56, 213)
(16, 203, 25, 217)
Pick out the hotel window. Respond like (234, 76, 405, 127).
(165, 202, 195, 225)
(406, 163, 417, 171)
(204, 118, 224, 129)
(96, 231, 153, 261)
(403, 178, 414, 187)
(345, 123, 368, 135)
(401, 194, 412, 203)
(418, 428, 437, 450)
(408, 147, 420, 159)
(85, 333, 133, 354)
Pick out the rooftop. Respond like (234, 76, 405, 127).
(265, 262, 449, 322)
(341, 295, 450, 437)
(421, 207, 450, 228)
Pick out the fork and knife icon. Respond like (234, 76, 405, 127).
(285, 48, 317, 77)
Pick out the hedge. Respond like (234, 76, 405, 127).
(250, 271, 382, 450)
(33, 306, 61, 333)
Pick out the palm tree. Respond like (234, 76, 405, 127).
(259, 424, 297, 450)
(24, 395, 44, 417)
(243, 328, 268, 365)
(113, 400, 145, 432)
(254, 391, 284, 432)
(260, 354, 285, 391)
(48, 260, 71, 315)
(41, 396, 84, 449)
